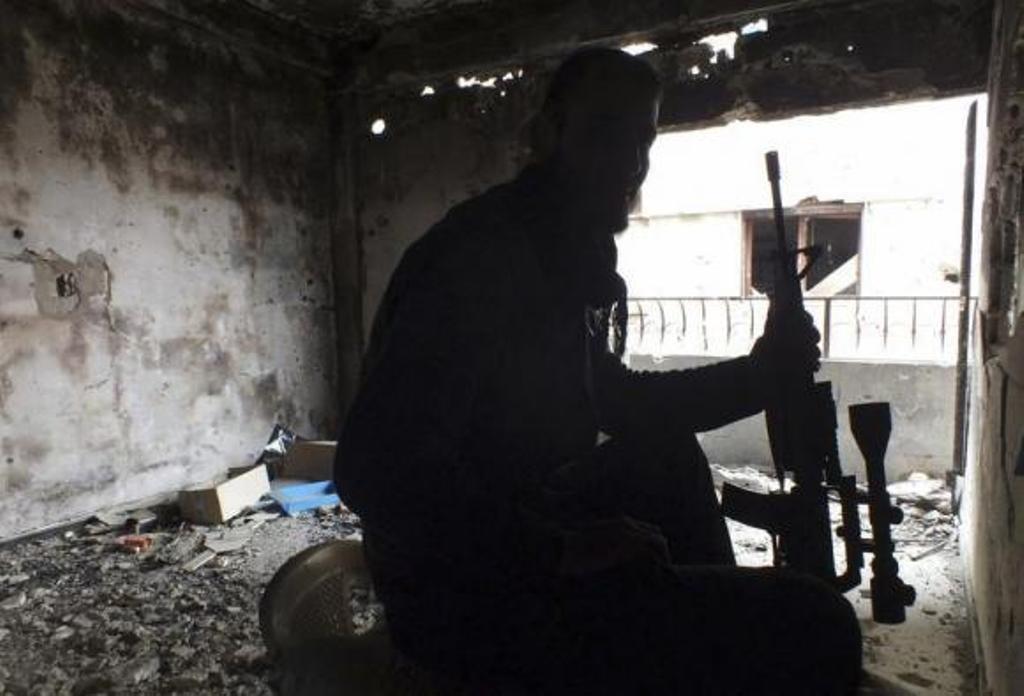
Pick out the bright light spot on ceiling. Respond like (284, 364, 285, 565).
(421, 85, 436, 96)
(740, 18, 769, 35)
(370, 118, 386, 136)
(689, 65, 702, 76)
(700, 31, 738, 60)
(846, 44, 856, 53)
(621, 42, 659, 56)
(502, 72, 515, 81)
(457, 75, 499, 89)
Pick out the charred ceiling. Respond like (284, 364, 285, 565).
(339, 0, 991, 132)
(655, 0, 994, 127)
(147, 0, 992, 128)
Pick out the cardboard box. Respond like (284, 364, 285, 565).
(178, 465, 270, 525)
(276, 440, 337, 482)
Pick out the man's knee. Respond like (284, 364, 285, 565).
(774, 572, 863, 692)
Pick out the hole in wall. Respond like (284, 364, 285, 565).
(56, 272, 78, 298)
(12, 228, 24, 240)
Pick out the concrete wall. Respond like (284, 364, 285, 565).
(354, 80, 536, 336)
(0, 1, 337, 538)
(961, 0, 1024, 692)
(630, 355, 956, 480)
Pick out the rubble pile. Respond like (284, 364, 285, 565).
(0, 505, 362, 695)
(712, 465, 959, 567)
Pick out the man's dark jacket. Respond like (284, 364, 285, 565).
(335, 165, 765, 647)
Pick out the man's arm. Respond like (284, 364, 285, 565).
(591, 306, 821, 437)
(591, 348, 768, 437)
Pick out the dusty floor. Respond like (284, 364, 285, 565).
(719, 466, 976, 695)
(0, 506, 363, 695)
(0, 471, 974, 695)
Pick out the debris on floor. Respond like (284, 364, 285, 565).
(0, 458, 972, 694)
(0, 499, 362, 695)
(714, 464, 976, 695)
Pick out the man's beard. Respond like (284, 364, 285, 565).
(582, 191, 634, 236)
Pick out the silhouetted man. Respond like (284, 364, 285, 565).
(336, 48, 862, 695)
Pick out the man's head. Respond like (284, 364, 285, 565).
(531, 48, 662, 233)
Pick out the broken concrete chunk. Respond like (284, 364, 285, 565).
(93, 509, 130, 528)
(231, 644, 265, 668)
(155, 529, 203, 566)
(888, 477, 944, 499)
(203, 527, 254, 554)
(117, 655, 161, 685)
(1, 591, 27, 610)
(182, 549, 217, 572)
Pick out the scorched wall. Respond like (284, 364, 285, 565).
(0, 1, 337, 538)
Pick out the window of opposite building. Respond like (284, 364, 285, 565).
(742, 203, 864, 297)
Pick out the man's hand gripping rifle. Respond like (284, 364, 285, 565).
(721, 152, 916, 623)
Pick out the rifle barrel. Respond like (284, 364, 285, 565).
(765, 151, 792, 282)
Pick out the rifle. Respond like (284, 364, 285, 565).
(720, 151, 916, 624)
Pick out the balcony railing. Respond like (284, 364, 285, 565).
(625, 296, 977, 364)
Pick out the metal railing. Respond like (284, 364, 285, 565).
(625, 296, 977, 364)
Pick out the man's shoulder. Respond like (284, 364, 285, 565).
(408, 177, 534, 275)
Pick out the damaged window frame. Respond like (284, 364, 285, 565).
(741, 203, 864, 297)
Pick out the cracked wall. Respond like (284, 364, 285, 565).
(962, 0, 1024, 692)
(0, 0, 337, 538)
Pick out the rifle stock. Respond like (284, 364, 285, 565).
(721, 151, 915, 623)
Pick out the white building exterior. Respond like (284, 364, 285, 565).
(617, 95, 987, 363)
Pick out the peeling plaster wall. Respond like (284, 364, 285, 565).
(962, 0, 1024, 692)
(0, 1, 336, 538)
